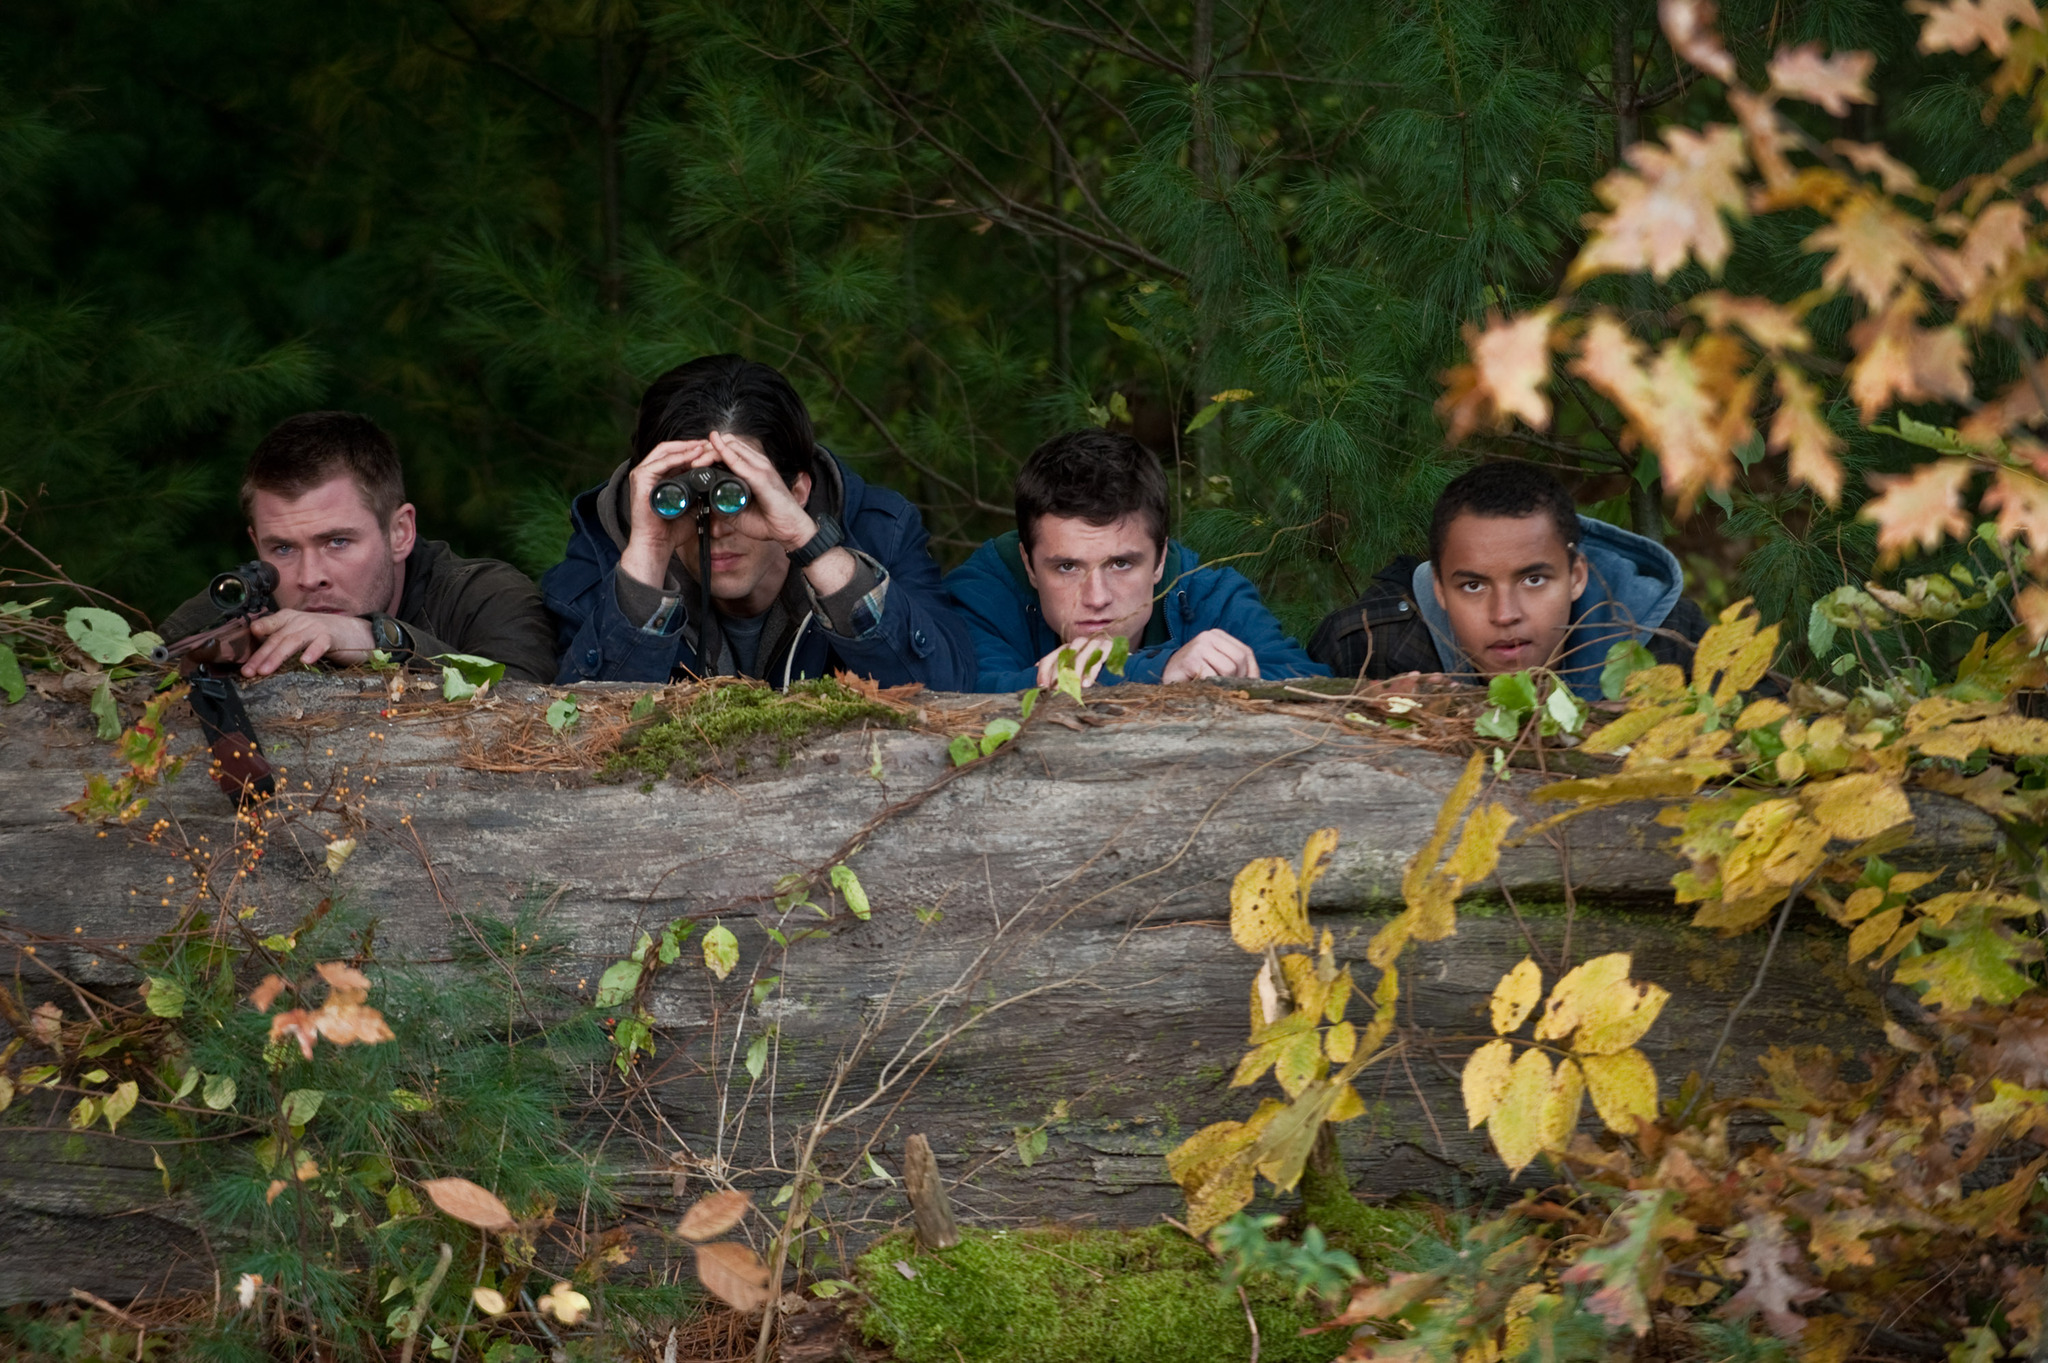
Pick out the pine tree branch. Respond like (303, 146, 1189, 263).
(806, 1, 1185, 280)
(432, 0, 599, 125)
(993, 2, 1193, 79)
(985, 40, 1124, 244)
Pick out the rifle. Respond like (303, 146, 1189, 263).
(151, 561, 280, 803)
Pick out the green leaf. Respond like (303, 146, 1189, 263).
(65, 607, 140, 665)
(70, 1097, 100, 1131)
(629, 931, 653, 963)
(1892, 901, 2044, 1010)
(435, 653, 506, 688)
(202, 1073, 237, 1111)
(1103, 636, 1130, 677)
(1108, 392, 1131, 422)
(1475, 705, 1522, 742)
(979, 717, 1021, 756)
(612, 1013, 654, 1075)
(745, 1035, 769, 1082)
(830, 864, 871, 920)
(280, 1087, 324, 1127)
(750, 975, 781, 1006)
(1018, 687, 1039, 721)
(629, 693, 659, 721)
(389, 1088, 432, 1112)
(703, 924, 739, 980)
(948, 734, 979, 767)
(658, 919, 693, 965)
(809, 1279, 858, 1299)
(89, 677, 120, 740)
(1184, 400, 1227, 433)
(595, 960, 642, 1007)
(1055, 647, 1086, 704)
(144, 975, 187, 1019)
(1600, 641, 1656, 701)
(1544, 686, 1587, 737)
(1807, 602, 1837, 658)
(0, 640, 23, 704)
(1016, 1127, 1049, 1167)
(1105, 320, 1142, 343)
(1871, 413, 1996, 456)
(865, 1151, 895, 1184)
(545, 694, 579, 734)
(172, 1067, 200, 1103)
(1487, 670, 1538, 715)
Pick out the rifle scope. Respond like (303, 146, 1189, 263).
(651, 466, 751, 520)
(208, 560, 280, 614)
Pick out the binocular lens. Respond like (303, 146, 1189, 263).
(709, 479, 751, 516)
(650, 481, 691, 520)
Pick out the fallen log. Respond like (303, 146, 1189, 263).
(0, 673, 1996, 1303)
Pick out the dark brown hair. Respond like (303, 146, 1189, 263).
(240, 412, 406, 526)
(1015, 428, 1168, 555)
(1428, 462, 1580, 567)
(631, 354, 818, 486)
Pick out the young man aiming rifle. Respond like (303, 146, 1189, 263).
(158, 412, 556, 683)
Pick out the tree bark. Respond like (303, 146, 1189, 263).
(903, 1134, 959, 1250)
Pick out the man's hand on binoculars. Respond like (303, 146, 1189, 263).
(622, 440, 714, 590)
(241, 609, 376, 677)
(698, 431, 818, 554)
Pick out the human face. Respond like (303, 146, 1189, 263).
(671, 434, 814, 619)
(250, 474, 415, 617)
(1432, 512, 1588, 676)
(1022, 513, 1165, 644)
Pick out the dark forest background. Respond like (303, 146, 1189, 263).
(0, 0, 2018, 637)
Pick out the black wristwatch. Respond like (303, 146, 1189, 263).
(368, 612, 411, 656)
(788, 514, 846, 570)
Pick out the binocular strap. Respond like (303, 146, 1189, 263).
(186, 673, 278, 805)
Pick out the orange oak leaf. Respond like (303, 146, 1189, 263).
(1860, 458, 1975, 562)
(1830, 140, 1923, 196)
(249, 975, 288, 1013)
(1961, 357, 2048, 446)
(1984, 466, 2048, 567)
(1441, 307, 1559, 441)
(1571, 124, 1749, 283)
(1691, 291, 1810, 351)
(1719, 1210, 1825, 1337)
(1572, 315, 1753, 510)
(269, 1009, 321, 1061)
(1807, 194, 1938, 308)
(420, 1176, 517, 1231)
(1729, 90, 1796, 190)
(1770, 364, 1845, 504)
(1909, 0, 2044, 56)
(1846, 286, 1974, 420)
(2019, 584, 2048, 642)
(1661, 0, 1737, 80)
(1941, 199, 2031, 297)
(1767, 44, 1876, 115)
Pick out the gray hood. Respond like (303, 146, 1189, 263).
(1411, 514, 1686, 700)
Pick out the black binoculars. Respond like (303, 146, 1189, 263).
(651, 466, 752, 520)
(209, 559, 280, 614)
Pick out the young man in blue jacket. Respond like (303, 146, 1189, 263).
(544, 355, 974, 690)
(945, 429, 1327, 693)
(1307, 461, 1706, 698)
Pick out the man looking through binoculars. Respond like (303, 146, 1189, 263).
(545, 354, 974, 689)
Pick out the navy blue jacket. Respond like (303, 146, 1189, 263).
(943, 531, 1329, 693)
(543, 454, 976, 690)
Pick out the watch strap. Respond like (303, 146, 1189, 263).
(368, 612, 411, 657)
(788, 513, 846, 570)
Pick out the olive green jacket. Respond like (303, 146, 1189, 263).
(158, 540, 557, 683)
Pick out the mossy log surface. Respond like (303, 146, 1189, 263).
(0, 674, 1997, 1303)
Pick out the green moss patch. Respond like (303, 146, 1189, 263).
(1300, 1185, 1432, 1267)
(599, 678, 905, 782)
(854, 1225, 1348, 1363)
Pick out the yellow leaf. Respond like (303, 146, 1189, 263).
(1357, 965, 1399, 1059)
(1890, 870, 1941, 895)
(1802, 773, 1913, 842)
(1489, 1048, 1554, 1175)
(1491, 958, 1544, 1035)
(1573, 980, 1672, 1056)
(1300, 827, 1341, 898)
(1324, 1020, 1357, 1064)
(1581, 1048, 1660, 1135)
(1736, 698, 1792, 731)
(1840, 885, 1885, 922)
(1463, 1038, 1516, 1128)
(1328, 1083, 1368, 1123)
(1274, 1030, 1326, 1098)
(1324, 967, 1353, 1024)
(1404, 754, 1485, 904)
(1582, 702, 1687, 754)
(1542, 1057, 1586, 1149)
(1690, 892, 1785, 934)
(1534, 953, 1634, 1041)
(1446, 802, 1517, 886)
(1848, 905, 1905, 963)
(1230, 857, 1308, 952)
(324, 837, 357, 875)
(1528, 759, 1730, 812)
